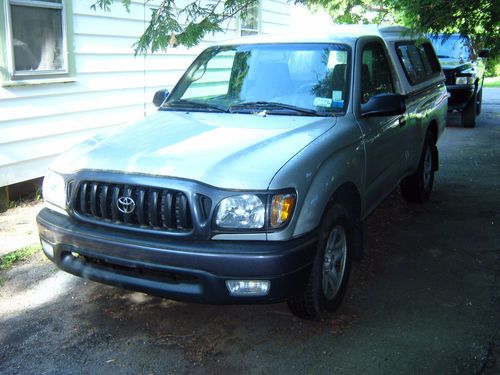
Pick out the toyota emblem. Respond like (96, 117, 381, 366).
(116, 196, 135, 214)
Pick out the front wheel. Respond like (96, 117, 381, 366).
(400, 131, 435, 203)
(288, 204, 354, 320)
(462, 92, 477, 128)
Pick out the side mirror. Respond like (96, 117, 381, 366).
(478, 49, 489, 58)
(361, 94, 406, 117)
(153, 89, 170, 107)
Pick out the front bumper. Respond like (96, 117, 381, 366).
(446, 85, 475, 110)
(37, 208, 317, 304)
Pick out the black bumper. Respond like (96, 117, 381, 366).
(37, 208, 317, 304)
(446, 85, 475, 110)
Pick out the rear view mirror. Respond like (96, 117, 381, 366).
(361, 94, 406, 117)
(153, 89, 170, 107)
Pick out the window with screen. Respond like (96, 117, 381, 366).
(4, 0, 71, 79)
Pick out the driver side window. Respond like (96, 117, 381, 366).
(361, 42, 395, 104)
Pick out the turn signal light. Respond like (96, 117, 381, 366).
(270, 193, 295, 228)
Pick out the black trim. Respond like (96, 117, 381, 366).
(37, 208, 318, 304)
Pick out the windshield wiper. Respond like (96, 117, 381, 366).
(229, 101, 325, 116)
(164, 99, 227, 112)
(437, 54, 452, 58)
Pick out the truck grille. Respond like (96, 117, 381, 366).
(73, 181, 193, 231)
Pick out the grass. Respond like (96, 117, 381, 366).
(8, 193, 42, 210)
(0, 243, 42, 272)
(484, 77, 500, 88)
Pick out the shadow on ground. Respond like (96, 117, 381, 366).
(0, 90, 499, 375)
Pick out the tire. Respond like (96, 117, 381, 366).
(476, 88, 482, 116)
(400, 131, 435, 203)
(462, 92, 477, 128)
(288, 204, 354, 320)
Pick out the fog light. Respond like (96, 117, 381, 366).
(41, 240, 54, 258)
(226, 280, 270, 296)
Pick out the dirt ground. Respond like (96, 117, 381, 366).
(0, 201, 42, 257)
(0, 89, 499, 375)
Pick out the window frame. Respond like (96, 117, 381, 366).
(238, 1, 261, 36)
(395, 41, 441, 86)
(1, 0, 75, 85)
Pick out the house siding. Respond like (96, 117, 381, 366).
(0, 0, 290, 187)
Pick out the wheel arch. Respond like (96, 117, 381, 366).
(328, 182, 362, 220)
(427, 120, 438, 145)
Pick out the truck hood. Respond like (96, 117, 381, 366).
(439, 59, 473, 73)
(52, 111, 336, 190)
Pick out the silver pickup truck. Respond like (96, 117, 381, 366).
(37, 26, 447, 320)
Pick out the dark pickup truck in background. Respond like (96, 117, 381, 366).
(430, 34, 489, 128)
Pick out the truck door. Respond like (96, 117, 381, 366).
(355, 38, 407, 213)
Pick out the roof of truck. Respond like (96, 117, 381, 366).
(218, 25, 420, 46)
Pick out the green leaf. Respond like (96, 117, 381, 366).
(89, 0, 499, 58)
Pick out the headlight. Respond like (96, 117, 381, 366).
(42, 170, 66, 209)
(455, 76, 474, 85)
(215, 191, 296, 230)
(216, 194, 265, 229)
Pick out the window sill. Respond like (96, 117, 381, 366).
(2, 76, 77, 88)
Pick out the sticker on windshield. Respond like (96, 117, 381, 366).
(332, 90, 343, 101)
(332, 100, 344, 109)
(313, 97, 333, 108)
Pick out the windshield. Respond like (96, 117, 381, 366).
(429, 35, 473, 60)
(164, 43, 351, 116)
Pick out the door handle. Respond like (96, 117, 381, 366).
(399, 116, 407, 127)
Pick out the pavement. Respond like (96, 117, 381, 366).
(0, 89, 499, 375)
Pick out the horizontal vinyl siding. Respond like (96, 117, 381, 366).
(0, 87, 146, 123)
(261, 0, 290, 34)
(2, 156, 62, 190)
(0, 0, 290, 187)
(0, 70, 184, 101)
(1, 1, 145, 186)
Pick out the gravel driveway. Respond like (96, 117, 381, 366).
(1, 89, 499, 375)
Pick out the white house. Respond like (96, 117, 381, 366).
(0, 0, 292, 193)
